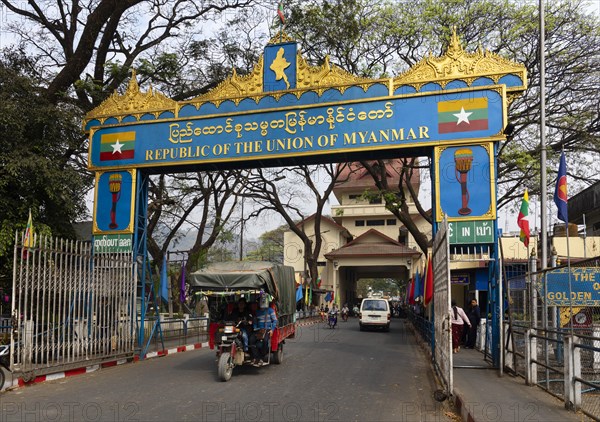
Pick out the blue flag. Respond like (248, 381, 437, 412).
(414, 267, 423, 299)
(296, 284, 303, 302)
(324, 291, 331, 302)
(554, 151, 568, 224)
(160, 254, 168, 303)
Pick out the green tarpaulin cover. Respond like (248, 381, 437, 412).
(188, 261, 296, 317)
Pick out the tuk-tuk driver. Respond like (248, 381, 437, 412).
(231, 297, 252, 352)
(249, 294, 278, 365)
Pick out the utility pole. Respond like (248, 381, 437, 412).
(239, 197, 244, 261)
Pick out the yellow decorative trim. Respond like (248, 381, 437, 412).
(296, 54, 377, 95)
(85, 70, 177, 125)
(187, 56, 265, 108)
(394, 28, 527, 93)
(268, 30, 294, 45)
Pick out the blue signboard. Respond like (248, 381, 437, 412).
(93, 170, 136, 234)
(435, 143, 496, 221)
(544, 267, 600, 306)
(89, 87, 506, 170)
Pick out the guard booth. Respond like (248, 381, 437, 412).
(11, 29, 527, 385)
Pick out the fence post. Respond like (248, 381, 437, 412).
(563, 335, 581, 410)
(525, 328, 537, 385)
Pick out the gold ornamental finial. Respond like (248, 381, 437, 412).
(83, 67, 177, 127)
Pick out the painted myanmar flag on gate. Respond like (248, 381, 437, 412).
(99, 131, 136, 161)
(437, 98, 488, 134)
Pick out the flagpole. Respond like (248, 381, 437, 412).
(539, 0, 548, 330)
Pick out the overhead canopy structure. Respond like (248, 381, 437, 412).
(188, 261, 296, 317)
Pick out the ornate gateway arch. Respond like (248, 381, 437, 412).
(84, 29, 526, 366)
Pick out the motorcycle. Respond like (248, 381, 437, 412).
(0, 344, 9, 390)
(216, 319, 258, 382)
(328, 311, 338, 329)
(341, 310, 349, 322)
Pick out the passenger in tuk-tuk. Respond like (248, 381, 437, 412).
(249, 294, 278, 366)
(230, 298, 252, 352)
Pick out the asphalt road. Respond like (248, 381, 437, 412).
(0, 318, 452, 422)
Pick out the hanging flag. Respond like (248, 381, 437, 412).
(179, 261, 186, 303)
(331, 290, 335, 303)
(23, 209, 34, 249)
(296, 284, 303, 302)
(437, 98, 488, 134)
(554, 151, 568, 224)
(277, 1, 285, 24)
(305, 284, 309, 305)
(407, 278, 415, 305)
(308, 286, 312, 305)
(160, 254, 168, 304)
(424, 256, 434, 305)
(414, 267, 422, 300)
(517, 190, 530, 247)
(324, 291, 331, 302)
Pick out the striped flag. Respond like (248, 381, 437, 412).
(23, 209, 34, 248)
(554, 151, 568, 224)
(100, 131, 136, 161)
(438, 98, 488, 134)
(517, 190, 530, 247)
(277, 2, 285, 24)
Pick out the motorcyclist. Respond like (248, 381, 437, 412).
(341, 304, 349, 321)
(328, 304, 339, 327)
(353, 304, 359, 317)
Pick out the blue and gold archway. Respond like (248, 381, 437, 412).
(85, 30, 526, 363)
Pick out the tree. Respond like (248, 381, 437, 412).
(246, 225, 286, 263)
(244, 164, 352, 284)
(0, 53, 90, 284)
(285, 0, 599, 242)
(0, 0, 260, 108)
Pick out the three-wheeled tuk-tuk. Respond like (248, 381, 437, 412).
(188, 261, 297, 382)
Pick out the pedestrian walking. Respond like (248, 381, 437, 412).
(465, 299, 481, 349)
(450, 300, 471, 353)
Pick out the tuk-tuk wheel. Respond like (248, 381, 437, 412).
(218, 352, 234, 381)
(272, 344, 284, 365)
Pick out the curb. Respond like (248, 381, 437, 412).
(295, 318, 321, 327)
(453, 390, 476, 422)
(3, 341, 210, 391)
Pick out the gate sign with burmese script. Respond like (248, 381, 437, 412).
(85, 30, 526, 235)
(85, 31, 525, 174)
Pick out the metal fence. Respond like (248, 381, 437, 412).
(505, 255, 600, 420)
(11, 232, 136, 378)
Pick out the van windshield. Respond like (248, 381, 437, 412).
(362, 300, 387, 311)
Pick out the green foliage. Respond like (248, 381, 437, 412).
(246, 226, 286, 263)
(0, 52, 91, 282)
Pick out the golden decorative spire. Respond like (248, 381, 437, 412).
(85, 69, 177, 125)
(393, 29, 527, 92)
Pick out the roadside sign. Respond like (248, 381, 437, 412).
(93, 234, 133, 253)
(544, 267, 600, 306)
(447, 220, 494, 244)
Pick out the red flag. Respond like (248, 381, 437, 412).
(408, 278, 415, 305)
(424, 256, 434, 305)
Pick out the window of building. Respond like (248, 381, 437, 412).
(386, 219, 397, 226)
(349, 194, 361, 200)
(366, 219, 385, 226)
(355, 220, 365, 226)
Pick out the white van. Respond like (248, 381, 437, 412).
(359, 298, 391, 331)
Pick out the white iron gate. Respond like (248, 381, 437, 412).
(433, 218, 452, 397)
(11, 232, 137, 378)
